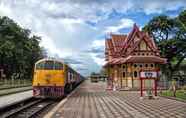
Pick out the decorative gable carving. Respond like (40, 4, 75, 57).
(139, 40, 146, 50)
(134, 36, 140, 43)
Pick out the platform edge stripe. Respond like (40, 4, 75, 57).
(43, 82, 84, 118)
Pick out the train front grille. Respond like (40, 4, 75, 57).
(33, 86, 64, 97)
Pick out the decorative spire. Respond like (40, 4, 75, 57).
(133, 23, 139, 31)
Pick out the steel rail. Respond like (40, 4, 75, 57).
(3, 99, 54, 118)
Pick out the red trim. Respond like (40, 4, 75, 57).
(33, 86, 64, 97)
(106, 56, 166, 65)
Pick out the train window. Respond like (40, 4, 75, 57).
(36, 62, 45, 69)
(36, 60, 63, 70)
(54, 62, 63, 70)
(44, 61, 54, 70)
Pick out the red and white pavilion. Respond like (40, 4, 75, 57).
(104, 24, 167, 90)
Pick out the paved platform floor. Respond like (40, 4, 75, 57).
(0, 90, 32, 109)
(52, 80, 186, 118)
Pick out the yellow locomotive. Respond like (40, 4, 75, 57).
(32, 58, 84, 98)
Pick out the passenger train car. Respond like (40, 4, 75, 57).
(32, 58, 84, 98)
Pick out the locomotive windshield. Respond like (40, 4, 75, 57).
(36, 60, 63, 70)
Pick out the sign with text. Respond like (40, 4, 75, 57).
(140, 71, 157, 78)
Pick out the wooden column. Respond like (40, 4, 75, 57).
(140, 78, 143, 97)
(119, 64, 122, 88)
(154, 79, 157, 96)
(131, 63, 134, 88)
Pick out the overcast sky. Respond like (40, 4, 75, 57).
(0, 0, 186, 76)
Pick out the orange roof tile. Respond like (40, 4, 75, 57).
(111, 34, 127, 52)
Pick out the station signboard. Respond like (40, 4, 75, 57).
(140, 71, 157, 79)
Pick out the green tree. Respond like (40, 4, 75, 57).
(143, 10, 186, 80)
(0, 16, 45, 80)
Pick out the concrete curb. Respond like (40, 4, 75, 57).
(0, 88, 32, 97)
(43, 83, 83, 118)
(0, 96, 33, 111)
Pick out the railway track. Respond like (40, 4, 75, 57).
(0, 97, 60, 118)
(0, 81, 84, 118)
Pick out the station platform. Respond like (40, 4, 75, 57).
(45, 80, 186, 118)
(0, 90, 32, 109)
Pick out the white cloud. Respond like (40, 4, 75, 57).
(0, 0, 103, 76)
(140, 0, 186, 15)
(90, 53, 105, 66)
(0, 2, 11, 16)
(104, 18, 134, 33)
(89, 39, 105, 66)
(0, 0, 186, 75)
(92, 39, 105, 48)
(37, 0, 186, 18)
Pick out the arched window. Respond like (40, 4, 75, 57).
(145, 64, 148, 67)
(151, 64, 154, 67)
(134, 64, 137, 68)
(134, 71, 138, 78)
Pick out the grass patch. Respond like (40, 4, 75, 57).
(0, 84, 31, 90)
(161, 90, 186, 100)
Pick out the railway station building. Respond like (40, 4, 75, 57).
(104, 24, 167, 90)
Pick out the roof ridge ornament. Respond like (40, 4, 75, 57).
(133, 23, 140, 31)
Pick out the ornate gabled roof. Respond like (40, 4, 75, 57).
(111, 34, 127, 52)
(121, 25, 159, 56)
(121, 24, 139, 53)
(105, 23, 166, 65)
(105, 38, 114, 56)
